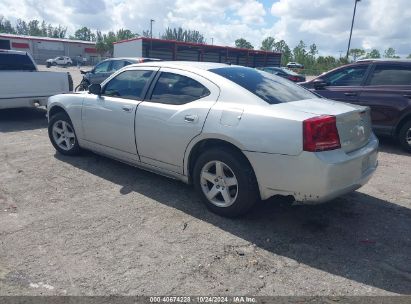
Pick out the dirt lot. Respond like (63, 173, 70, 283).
(0, 106, 410, 296)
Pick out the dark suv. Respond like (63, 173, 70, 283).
(301, 59, 411, 152)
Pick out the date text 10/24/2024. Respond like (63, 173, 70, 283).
(149, 296, 257, 303)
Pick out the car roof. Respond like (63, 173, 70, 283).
(356, 58, 411, 63)
(0, 49, 27, 55)
(106, 57, 161, 62)
(128, 61, 230, 71)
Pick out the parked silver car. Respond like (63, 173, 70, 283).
(47, 61, 378, 217)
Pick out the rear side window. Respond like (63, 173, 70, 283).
(94, 61, 110, 73)
(103, 70, 153, 100)
(368, 64, 411, 85)
(0, 53, 36, 71)
(110, 60, 126, 72)
(210, 67, 315, 104)
(323, 65, 368, 86)
(150, 72, 210, 105)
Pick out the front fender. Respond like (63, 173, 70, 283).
(48, 94, 85, 139)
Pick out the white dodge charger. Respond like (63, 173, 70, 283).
(47, 61, 378, 217)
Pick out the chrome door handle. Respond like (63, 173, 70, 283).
(184, 114, 198, 123)
(122, 105, 133, 112)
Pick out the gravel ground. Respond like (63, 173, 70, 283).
(0, 108, 410, 296)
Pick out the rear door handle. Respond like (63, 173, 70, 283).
(403, 94, 411, 98)
(122, 105, 133, 112)
(184, 114, 198, 123)
(344, 92, 357, 97)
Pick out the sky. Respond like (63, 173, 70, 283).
(1, 0, 410, 57)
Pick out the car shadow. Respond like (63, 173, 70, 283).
(0, 108, 47, 132)
(377, 136, 410, 156)
(55, 151, 411, 294)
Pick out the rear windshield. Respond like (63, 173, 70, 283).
(0, 53, 36, 71)
(209, 66, 315, 104)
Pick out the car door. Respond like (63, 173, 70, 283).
(135, 68, 220, 174)
(312, 64, 370, 103)
(82, 67, 158, 162)
(89, 60, 112, 84)
(357, 63, 411, 135)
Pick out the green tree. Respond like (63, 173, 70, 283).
(407, 54, 411, 59)
(260, 37, 275, 51)
(349, 48, 365, 61)
(292, 40, 307, 64)
(384, 47, 399, 58)
(273, 40, 291, 66)
(309, 43, 318, 57)
(366, 49, 381, 58)
(0, 16, 15, 34)
(142, 30, 151, 38)
(235, 38, 254, 49)
(116, 28, 137, 41)
(161, 27, 205, 43)
(71, 26, 96, 41)
(27, 20, 42, 36)
(15, 19, 28, 35)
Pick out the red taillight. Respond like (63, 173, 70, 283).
(303, 115, 341, 152)
(288, 76, 299, 82)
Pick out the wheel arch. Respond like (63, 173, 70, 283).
(185, 137, 258, 192)
(48, 104, 68, 120)
(395, 112, 411, 136)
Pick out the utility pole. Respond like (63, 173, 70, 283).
(346, 0, 361, 60)
(211, 38, 214, 45)
(150, 19, 155, 55)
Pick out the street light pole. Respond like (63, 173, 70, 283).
(346, 0, 361, 60)
(150, 19, 155, 56)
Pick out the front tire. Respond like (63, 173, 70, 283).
(193, 147, 259, 217)
(399, 120, 411, 153)
(48, 112, 81, 155)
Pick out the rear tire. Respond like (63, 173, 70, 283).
(193, 147, 259, 217)
(398, 120, 411, 153)
(48, 112, 81, 156)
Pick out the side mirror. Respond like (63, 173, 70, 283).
(313, 78, 328, 90)
(89, 83, 101, 95)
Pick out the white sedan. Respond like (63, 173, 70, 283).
(47, 61, 378, 217)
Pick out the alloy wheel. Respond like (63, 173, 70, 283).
(200, 160, 238, 207)
(52, 120, 76, 151)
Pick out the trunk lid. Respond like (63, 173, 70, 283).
(284, 98, 372, 153)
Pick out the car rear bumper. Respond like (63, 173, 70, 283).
(244, 134, 379, 202)
(0, 97, 48, 109)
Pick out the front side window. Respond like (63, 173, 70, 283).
(103, 70, 153, 100)
(150, 72, 210, 105)
(368, 64, 411, 86)
(323, 65, 368, 86)
(210, 67, 315, 104)
(94, 61, 111, 73)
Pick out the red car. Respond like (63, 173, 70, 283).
(301, 59, 411, 152)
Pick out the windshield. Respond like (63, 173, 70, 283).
(209, 66, 315, 104)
